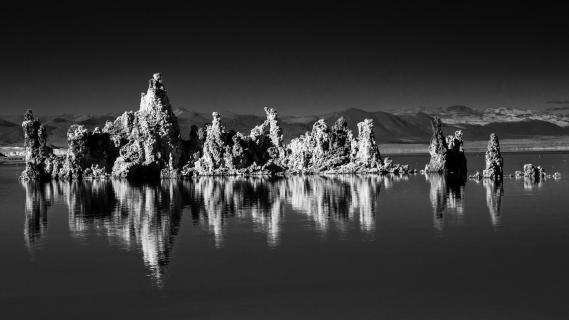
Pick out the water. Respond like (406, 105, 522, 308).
(1, 153, 569, 319)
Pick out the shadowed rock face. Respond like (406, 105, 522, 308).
(424, 117, 467, 175)
(483, 133, 504, 179)
(20, 74, 413, 181)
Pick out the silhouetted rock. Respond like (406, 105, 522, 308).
(482, 133, 504, 179)
(424, 117, 467, 175)
(446, 130, 467, 175)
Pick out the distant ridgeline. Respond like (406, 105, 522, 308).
(20, 73, 512, 181)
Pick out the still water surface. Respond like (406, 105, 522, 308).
(1, 153, 569, 319)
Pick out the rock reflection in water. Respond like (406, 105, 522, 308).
(22, 175, 386, 286)
(425, 174, 466, 233)
(187, 175, 381, 246)
(23, 179, 184, 287)
(22, 183, 53, 250)
(483, 179, 503, 228)
(286, 175, 381, 234)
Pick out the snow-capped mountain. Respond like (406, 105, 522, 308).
(394, 106, 569, 127)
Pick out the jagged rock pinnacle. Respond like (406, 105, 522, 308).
(424, 117, 467, 175)
(20, 74, 414, 180)
(482, 133, 503, 179)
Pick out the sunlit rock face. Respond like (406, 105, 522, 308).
(194, 112, 228, 173)
(424, 118, 447, 173)
(248, 106, 286, 164)
(285, 117, 403, 173)
(20, 74, 413, 180)
(191, 108, 287, 176)
(20, 110, 57, 181)
(21, 74, 185, 180)
(111, 74, 183, 179)
(424, 117, 467, 175)
(354, 118, 382, 168)
(482, 133, 504, 180)
(58, 125, 119, 180)
(287, 118, 349, 172)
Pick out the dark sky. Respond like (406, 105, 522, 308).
(2, 1, 569, 115)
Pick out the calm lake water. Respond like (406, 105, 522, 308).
(1, 152, 569, 319)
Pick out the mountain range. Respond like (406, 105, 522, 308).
(2, 106, 569, 147)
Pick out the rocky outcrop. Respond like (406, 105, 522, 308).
(58, 124, 119, 179)
(190, 107, 288, 176)
(424, 117, 467, 175)
(285, 117, 409, 174)
(482, 133, 503, 179)
(20, 74, 415, 180)
(354, 119, 382, 168)
(518, 164, 546, 181)
(287, 117, 369, 173)
(20, 110, 56, 181)
(108, 74, 184, 179)
(193, 112, 230, 174)
(287, 118, 350, 172)
(424, 117, 448, 173)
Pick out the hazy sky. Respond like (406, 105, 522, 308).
(2, 1, 569, 115)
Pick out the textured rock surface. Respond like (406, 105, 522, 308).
(20, 110, 56, 181)
(286, 117, 392, 173)
(482, 133, 504, 179)
(108, 74, 183, 179)
(424, 117, 467, 175)
(194, 112, 229, 174)
(521, 164, 546, 180)
(20, 74, 415, 180)
(354, 119, 382, 168)
(191, 107, 288, 176)
(424, 117, 448, 173)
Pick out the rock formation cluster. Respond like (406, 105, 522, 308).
(424, 117, 467, 175)
(20, 74, 413, 181)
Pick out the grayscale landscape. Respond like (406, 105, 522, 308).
(2, 1, 569, 319)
